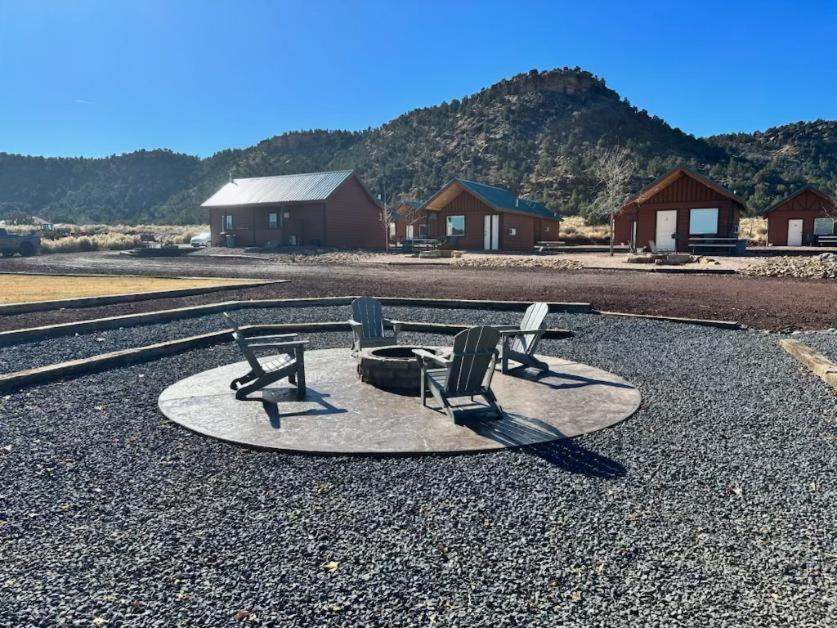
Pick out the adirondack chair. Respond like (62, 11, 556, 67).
(348, 296, 402, 352)
(223, 312, 308, 401)
(413, 326, 502, 423)
(498, 302, 549, 374)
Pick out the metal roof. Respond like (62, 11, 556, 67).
(201, 170, 355, 207)
(423, 178, 559, 220)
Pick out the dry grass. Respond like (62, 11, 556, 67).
(0, 274, 257, 304)
(739, 217, 768, 246)
(3, 223, 208, 253)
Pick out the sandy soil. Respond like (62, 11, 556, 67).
(0, 251, 834, 331)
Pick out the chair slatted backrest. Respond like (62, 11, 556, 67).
(352, 297, 384, 340)
(223, 312, 263, 375)
(445, 326, 500, 395)
(512, 302, 549, 355)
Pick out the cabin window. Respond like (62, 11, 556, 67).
(418, 224, 427, 238)
(223, 214, 233, 230)
(814, 217, 835, 236)
(268, 212, 280, 229)
(689, 208, 718, 235)
(406, 225, 414, 240)
(446, 215, 465, 236)
(388, 222, 396, 237)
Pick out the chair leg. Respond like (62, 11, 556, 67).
(420, 370, 427, 407)
(483, 389, 503, 420)
(295, 348, 306, 399)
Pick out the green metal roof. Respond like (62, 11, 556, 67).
(454, 178, 559, 220)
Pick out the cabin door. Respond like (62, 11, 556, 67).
(787, 219, 803, 246)
(483, 214, 500, 250)
(655, 210, 677, 251)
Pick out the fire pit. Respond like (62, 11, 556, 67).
(357, 345, 447, 392)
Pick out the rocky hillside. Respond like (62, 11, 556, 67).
(1, 68, 835, 224)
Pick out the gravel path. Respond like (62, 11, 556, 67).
(0, 306, 527, 374)
(1, 316, 835, 626)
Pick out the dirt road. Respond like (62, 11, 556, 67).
(1, 251, 834, 331)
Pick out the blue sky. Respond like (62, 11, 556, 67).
(1, 0, 835, 158)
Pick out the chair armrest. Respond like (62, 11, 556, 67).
(493, 324, 519, 332)
(384, 318, 403, 333)
(498, 328, 546, 338)
(348, 319, 363, 329)
(246, 340, 309, 350)
(412, 349, 451, 367)
(243, 333, 299, 341)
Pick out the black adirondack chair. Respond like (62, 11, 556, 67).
(498, 302, 549, 374)
(413, 325, 502, 423)
(348, 296, 402, 352)
(223, 312, 307, 400)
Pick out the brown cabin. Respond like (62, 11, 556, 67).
(412, 178, 560, 251)
(614, 168, 747, 253)
(202, 170, 385, 249)
(763, 187, 837, 246)
(388, 200, 426, 243)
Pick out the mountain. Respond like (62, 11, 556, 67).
(1, 68, 835, 224)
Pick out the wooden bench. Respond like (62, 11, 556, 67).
(817, 235, 837, 246)
(688, 237, 746, 256)
(534, 240, 567, 253)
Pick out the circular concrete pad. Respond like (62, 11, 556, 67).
(158, 348, 640, 455)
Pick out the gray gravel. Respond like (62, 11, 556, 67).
(794, 330, 837, 362)
(0, 314, 835, 626)
(0, 306, 527, 374)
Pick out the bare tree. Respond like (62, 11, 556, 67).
(588, 147, 638, 255)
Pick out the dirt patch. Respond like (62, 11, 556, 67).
(0, 251, 834, 331)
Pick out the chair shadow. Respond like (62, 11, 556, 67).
(505, 367, 635, 392)
(461, 413, 626, 479)
(240, 387, 347, 429)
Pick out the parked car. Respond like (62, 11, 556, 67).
(0, 228, 41, 257)
(190, 231, 212, 247)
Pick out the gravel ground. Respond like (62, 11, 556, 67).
(0, 306, 530, 374)
(1, 312, 835, 626)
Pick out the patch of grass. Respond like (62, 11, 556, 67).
(0, 274, 258, 304)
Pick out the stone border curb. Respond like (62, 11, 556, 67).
(595, 310, 742, 329)
(0, 279, 286, 315)
(0, 321, 572, 393)
(779, 339, 837, 393)
(0, 297, 589, 346)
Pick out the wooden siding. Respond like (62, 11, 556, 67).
(324, 175, 385, 249)
(766, 189, 837, 245)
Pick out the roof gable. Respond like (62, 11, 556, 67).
(762, 186, 837, 215)
(423, 178, 559, 220)
(621, 168, 747, 212)
(202, 170, 359, 208)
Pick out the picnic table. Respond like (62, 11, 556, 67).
(688, 237, 747, 256)
(534, 240, 567, 253)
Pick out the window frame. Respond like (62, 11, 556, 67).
(223, 214, 234, 230)
(446, 215, 465, 237)
(268, 212, 281, 230)
(813, 217, 835, 236)
(689, 208, 719, 235)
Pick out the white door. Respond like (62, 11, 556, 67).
(655, 210, 677, 251)
(483, 215, 500, 250)
(787, 219, 803, 246)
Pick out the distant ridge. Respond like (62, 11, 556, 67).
(0, 67, 834, 224)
